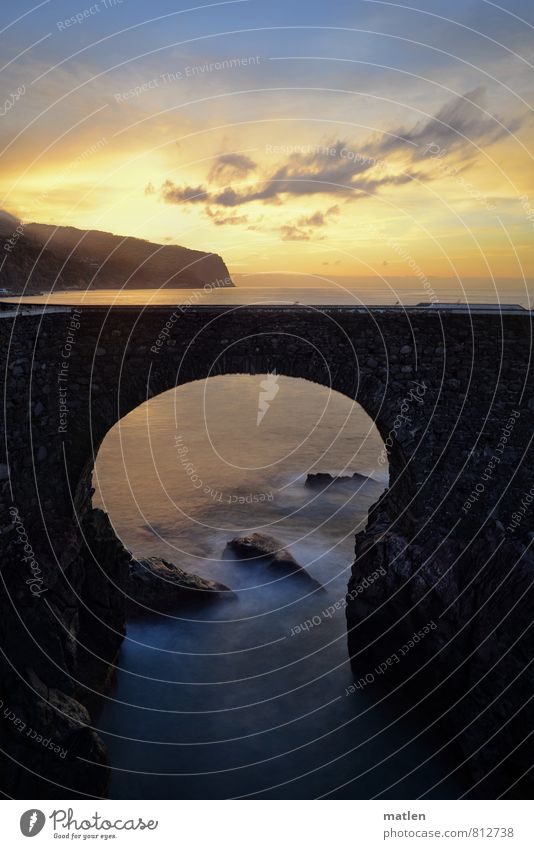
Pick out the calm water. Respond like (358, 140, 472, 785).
(93, 374, 468, 799)
(2, 280, 533, 307)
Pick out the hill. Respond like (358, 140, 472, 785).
(0, 214, 233, 293)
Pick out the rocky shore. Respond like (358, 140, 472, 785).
(346, 504, 534, 797)
(0, 507, 232, 798)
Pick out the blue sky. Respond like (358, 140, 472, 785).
(5, 0, 533, 91)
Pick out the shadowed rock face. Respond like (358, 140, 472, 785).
(346, 506, 534, 799)
(0, 507, 127, 799)
(128, 557, 233, 615)
(228, 532, 324, 591)
(1, 667, 108, 800)
(0, 218, 233, 293)
(0, 504, 231, 798)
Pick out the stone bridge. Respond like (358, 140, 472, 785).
(1, 301, 533, 797)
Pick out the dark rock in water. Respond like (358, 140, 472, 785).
(127, 556, 233, 615)
(306, 471, 374, 487)
(227, 532, 323, 590)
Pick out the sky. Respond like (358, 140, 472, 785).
(0, 0, 533, 285)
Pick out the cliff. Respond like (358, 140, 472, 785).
(0, 215, 233, 293)
(346, 503, 534, 798)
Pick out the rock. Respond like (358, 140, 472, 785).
(75, 507, 131, 696)
(0, 220, 234, 294)
(127, 556, 233, 615)
(227, 532, 323, 590)
(305, 471, 374, 488)
(346, 513, 534, 798)
(0, 668, 109, 799)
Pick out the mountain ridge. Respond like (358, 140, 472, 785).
(0, 214, 233, 293)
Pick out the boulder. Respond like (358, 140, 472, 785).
(127, 556, 233, 615)
(227, 532, 323, 590)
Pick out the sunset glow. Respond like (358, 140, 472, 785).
(1, 0, 533, 285)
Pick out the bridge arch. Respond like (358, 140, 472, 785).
(2, 302, 532, 797)
(90, 372, 390, 557)
(68, 310, 420, 541)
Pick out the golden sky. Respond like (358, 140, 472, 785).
(1, 0, 533, 284)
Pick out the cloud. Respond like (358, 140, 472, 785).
(297, 205, 339, 227)
(276, 204, 340, 240)
(378, 86, 522, 158)
(152, 89, 526, 217)
(207, 142, 396, 206)
(270, 202, 341, 241)
(278, 216, 336, 241)
(279, 225, 313, 241)
(208, 153, 257, 183)
(157, 138, 421, 210)
(215, 166, 416, 207)
(160, 180, 208, 203)
(298, 211, 326, 227)
(205, 207, 249, 226)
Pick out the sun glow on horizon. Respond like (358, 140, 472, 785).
(1, 0, 533, 285)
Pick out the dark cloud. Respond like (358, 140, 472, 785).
(156, 139, 402, 209)
(153, 89, 520, 215)
(211, 186, 253, 207)
(208, 153, 257, 183)
(378, 87, 522, 157)
(209, 169, 417, 207)
(158, 164, 417, 210)
(160, 180, 208, 203)
(207, 142, 393, 206)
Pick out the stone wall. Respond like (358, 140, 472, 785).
(0, 303, 533, 796)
